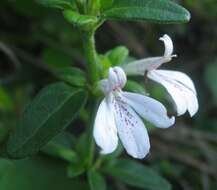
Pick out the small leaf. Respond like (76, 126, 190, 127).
(0, 87, 13, 112)
(67, 163, 85, 178)
(124, 80, 146, 95)
(106, 46, 129, 66)
(76, 133, 89, 164)
(102, 144, 124, 162)
(104, 159, 171, 190)
(88, 170, 106, 190)
(7, 82, 87, 158)
(37, 0, 75, 9)
(53, 67, 86, 87)
(103, 0, 190, 24)
(41, 132, 78, 162)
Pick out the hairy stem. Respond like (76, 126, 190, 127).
(82, 31, 99, 86)
(82, 28, 99, 168)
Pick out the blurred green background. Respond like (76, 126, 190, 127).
(0, 0, 217, 189)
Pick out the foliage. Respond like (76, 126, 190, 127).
(0, 0, 217, 190)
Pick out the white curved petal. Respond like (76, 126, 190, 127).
(113, 66, 127, 88)
(93, 96, 118, 154)
(122, 35, 176, 75)
(108, 68, 118, 90)
(157, 70, 197, 94)
(122, 92, 175, 128)
(154, 70, 198, 116)
(112, 97, 150, 159)
(148, 70, 198, 117)
(159, 34, 173, 57)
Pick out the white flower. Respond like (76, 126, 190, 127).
(123, 34, 199, 117)
(93, 67, 175, 159)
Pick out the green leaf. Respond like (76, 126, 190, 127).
(99, 55, 111, 76)
(106, 46, 129, 66)
(7, 82, 87, 158)
(53, 67, 86, 87)
(37, 0, 75, 9)
(0, 159, 14, 182)
(41, 132, 78, 162)
(103, 0, 190, 24)
(0, 87, 13, 112)
(100, 46, 129, 77)
(76, 133, 89, 164)
(104, 159, 171, 190)
(67, 162, 85, 178)
(88, 170, 106, 190)
(102, 143, 123, 161)
(100, 0, 113, 11)
(124, 80, 146, 95)
(0, 157, 88, 190)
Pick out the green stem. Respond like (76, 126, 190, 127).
(82, 31, 99, 86)
(82, 30, 99, 167)
(86, 100, 99, 168)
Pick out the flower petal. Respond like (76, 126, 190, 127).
(122, 92, 175, 128)
(159, 34, 174, 57)
(122, 34, 176, 76)
(112, 97, 150, 159)
(108, 68, 118, 90)
(158, 70, 197, 94)
(122, 57, 167, 76)
(148, 70, 198, 117)
(93, 96, 118, 154)
(113, 66, 127, 88)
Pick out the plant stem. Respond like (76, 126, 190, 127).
(86, 99, 99, 168)
(82, 28, 100, 168)
(82, 31, 99, 86)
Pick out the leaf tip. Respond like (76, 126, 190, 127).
(185, 9, 191, 23)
